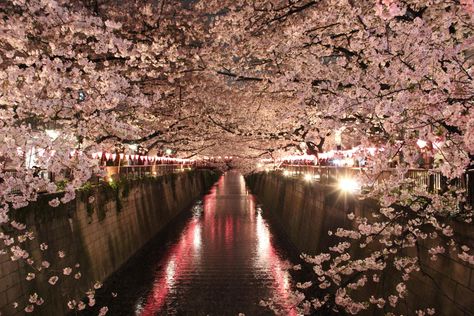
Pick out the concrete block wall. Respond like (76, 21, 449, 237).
(246, 172, 474, 316)
(246, 172, 353, 254)
(0, 170, 219, 316)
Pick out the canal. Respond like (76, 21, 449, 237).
(86, 171, 299, 315)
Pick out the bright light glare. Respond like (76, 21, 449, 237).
(283, 170, 290, 177)
(338, 178, 359, 193)
(304, 174, 313, 182)
(45, 129, 60, 140)
(417, 139, 427, 148)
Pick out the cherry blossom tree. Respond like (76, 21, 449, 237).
(1, 0, 474, 314)
(199, 0, 474, 314)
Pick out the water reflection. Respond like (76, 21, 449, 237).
(136, 171, 296, 315)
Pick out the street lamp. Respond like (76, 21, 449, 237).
(338, 177, 359, 214)
(338, 178, 359, 193)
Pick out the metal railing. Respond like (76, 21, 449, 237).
(101, 164, 194, 181)
(279, 164, 474, 205)
(2, 164, 196, 194)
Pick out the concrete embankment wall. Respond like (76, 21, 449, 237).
(0, 170, 219, 316)
(246, 172, 474, 316)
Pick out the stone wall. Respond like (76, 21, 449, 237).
(246, 171, 474, 316)
(0, 170, 219, 316)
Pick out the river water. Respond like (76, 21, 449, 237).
(89, 171, 299, 315)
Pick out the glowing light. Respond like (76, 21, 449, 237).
(304, 174, 313, 182)
(45, 129, 60, 140)
(281, 154, 316, 162)
(283, 170, 290, 177)
(367, 147, 376, 156)
(256, 211, 270, 254)
(78, 90, 86, 102)
(129, 144, 138, 151)
(417, 139, 427, 148)
(165, 149, 172, 155)
(193, 224, 202, 249)
(338, 178, 360, 193)
(165, 259, 176, 286)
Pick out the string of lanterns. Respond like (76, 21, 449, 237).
(63, 150, 233, 164)
(90, 152, 195, 164)
(259, 139, 442, 168)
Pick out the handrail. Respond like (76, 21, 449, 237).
(101, 164, 194, 182)
(278, 164, 474, 205)
(2, 164, 196, 194)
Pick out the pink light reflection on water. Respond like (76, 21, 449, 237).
(253, 194, 297, 316)
(139, 173, 297, 315)
(139, 218, 202, 316)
